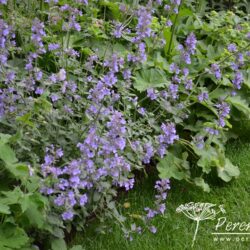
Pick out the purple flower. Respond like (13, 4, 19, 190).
(147, 88, 157, 100)
(35, 71, 43, 81)
(62, 210, 74, 220)
(171, 0, 181, 5)
(216, 102, 230, 118)
(35, 88, 44, 95)
(119, 4, 126, 12)
(57, 68, 66, 81)
(184, 79, 193, 90)
(164, 5, 171, 11)
(166, 20, 172, 27)
(79, 194, 88, 206)
(51, 93, 59, 102)
(5, 72, 15, 83)
(237, 53, 244, 67)
(48, 43, 60, 51)
(145, 208, 157, 219)
(143, 142, 154, 164)
(205, 127, 219, 135)
(155, 179, 171, 192)
(198, 92, 208, 102)
(149, 226, 157, 234)
(138, 107, 146, 115)
(211, 63, 221, 80)
(158, 203, 166, 214)
(182, 68, 189, 77)
(232, 71, 243, 89)
(31, 19, 46, 50)
(193, 135, 204, 149)
(123, 69, 131, 80)
(113, 22, 124, 38)
(54, 195, 65, 206)
(185, 33, 197, 54)
(123, 178, 135, 191)
(0, 53, 7, 64)
(133, 7, 152, 42)
(227, 43, 237, 52)
(169, 63, 180, 74)
(168, 84, 178, 99)
(181, 51, 191, 64)
(159, 123, 179, 145)
(56, 148, 64, 158)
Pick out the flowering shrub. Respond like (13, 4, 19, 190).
(0, 0, 250, 248)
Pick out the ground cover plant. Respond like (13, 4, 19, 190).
(0, 0, 250, 249)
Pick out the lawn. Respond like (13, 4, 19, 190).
(71, 138, 250, 250)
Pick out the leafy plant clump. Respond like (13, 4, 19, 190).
(0, 0, 250, 248)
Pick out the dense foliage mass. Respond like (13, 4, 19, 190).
(0, 0, 250, 249)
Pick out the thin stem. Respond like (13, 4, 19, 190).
(167, 0, 182, 57)
(192, 220, 200, 247)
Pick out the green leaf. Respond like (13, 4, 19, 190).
(1, 188, 23, 205)
(243, 69, 250, 89)
(0, 133, 12, 145)
(100, 1, 120, 19)
(157, 152, 189, 180)
(163, 27, 177, 56)
(0, 144, 18, 165)
(0, 204, 11, 214)
(227, 95, 250, 118)
(194, 145, 219, 173)
(34, 96, 52, 113)
(194, 177, 210, 192)
(20, 193, 47, 228)
(51, 238, 67, 250)
(133, 68, 169, 91)
(16, 113, 34, 127)
(217, 158, 240, 182)
(10, 164, 29, 178)
(0, 223, 29, 249)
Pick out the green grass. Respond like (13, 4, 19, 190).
(70, 139, 250, 250)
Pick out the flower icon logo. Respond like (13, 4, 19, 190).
(176, 202, 226, 247)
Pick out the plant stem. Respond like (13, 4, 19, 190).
(167, 0, 182, 57)
(192, 219, 200, 247)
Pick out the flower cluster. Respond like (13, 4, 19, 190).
(126, 179, 170, 240)
(179, 33, 197, 64)
(215, 102, 230, 128)
(157, 123, 179, 158)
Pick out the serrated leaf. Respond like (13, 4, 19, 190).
(0, 144, 18, 165)
(217, 158, 240, 182)
(157, 152, 189, 180)
(133, 68, 169, 91)
(194, 177, 210, 192)
(194, 145, 219, 173)
(227, 95, 250, 118)
(0, 223, 29, 249)
(0, 204, 11, 214)
(0, 133, 12, 145)
(1, 187, 23, 205)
